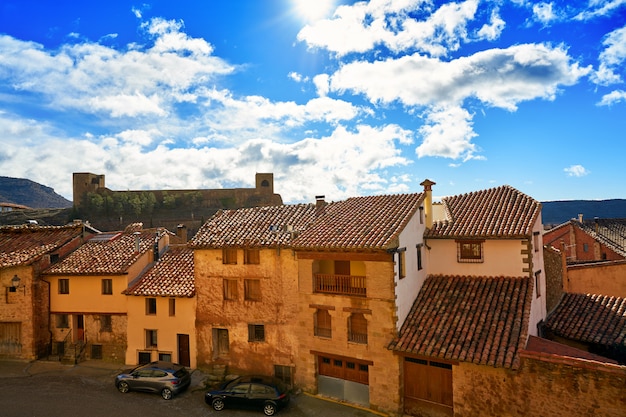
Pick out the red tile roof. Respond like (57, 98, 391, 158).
(578, 218, 626, 257)
(426, 185, 541, 239)
(124, 246, 194, 297)
(388, 274, 532, 369)
(524, 335, 618, 364)
(0, 224, 84, 267)
(544, 293, 626, 348)
(292, 193, 423, 250)
(43, 226, 164, 275)
(189, 204, 318, 248)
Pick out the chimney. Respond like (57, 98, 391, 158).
(134, 231, 141, 253)
(578, 214, 583, 223)
(315, 195, 325, 217)
(420, 179, 436, 228)
(177, 224, 188, 243)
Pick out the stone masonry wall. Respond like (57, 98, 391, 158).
(453, 357, 626, 417)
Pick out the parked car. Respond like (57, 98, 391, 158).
(205, 375, 290, 416)
(115, 361, 191, 400)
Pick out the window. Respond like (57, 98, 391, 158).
(535, 270, 542, 298)
(348, 313, 368, 344)
(223, 248, 237, 264)
(223, 279, 238, 300)
(244, 248, 260, 264)
(244, 279, 261, 301)
(169, 298, 176, 316)
(101, 279, 113, 295)
(533, 231, 540, 252)
(248, 324, 265, 342)
(146, 329, 158, 348)
(274, 365, 293, 387)
(457, 240, 484, 263)
(583, 243, 589, 252)
(56, 314, 69, 329)
(417, 244, 423, 271)
(314, 309, 332, 338)
(138, 352, 151, 364)
(159, 353, 172, 362)
(397, 248, 406, 279)
(58, 279, 69, 294)
(100, 315, 112, 332)
(91, 344, 103, 359)
(146, 298, 157, 315)
(419, 206, 424, 224)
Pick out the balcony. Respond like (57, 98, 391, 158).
(314, 274, 366, 297)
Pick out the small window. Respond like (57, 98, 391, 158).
(457, 240, 483, 263)
(146, 298, 157, 315)
(159, 353, 172, 362)
(91, 344, 103, 360)
(417, 244, 423, 271)
(244, 248, 260, 265)
(138, 352, 151, 364)
(56, 314, 69, 329)
(248, 324, 265, 342)
(102, 279, 113, 295)
(146, 329, 158, 348)
(419, 206, 424, 224)
(348, 313, 368, 344)
(244, 279, 261, 301)
(223, 248, 237, 264)
(100, 315, 112, 332)
(535, 270, 542, 298)
(583, 243, 589, 252)
(314, 309, 332, 338)
(398, 248, 406, 279)
(223, 279, 238, 300)
(169, 298, 176, 316)
(533, 232, 540, 252)
(58, 279, 69, 294)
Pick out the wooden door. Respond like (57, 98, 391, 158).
(177, 334, 190, 367)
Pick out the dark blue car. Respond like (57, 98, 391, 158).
(205, 375, 290, 416)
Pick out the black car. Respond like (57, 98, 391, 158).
(115, 361, 191, 400)
(205, 375, 290, 416)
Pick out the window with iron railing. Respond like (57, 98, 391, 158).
(348, 313, 368, 344)
(314, 309, 332, 338)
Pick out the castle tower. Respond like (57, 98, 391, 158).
(73, 173, 105, 207)
(255, 173, 274, 195)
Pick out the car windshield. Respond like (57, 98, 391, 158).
(173, 368, 187, 378)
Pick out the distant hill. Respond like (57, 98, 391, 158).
(541, 199, 626, 227)
(0, 176, 72, 209)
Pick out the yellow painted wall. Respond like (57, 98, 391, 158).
(125, 295, 197, 368)
(47, 274, 129, 313)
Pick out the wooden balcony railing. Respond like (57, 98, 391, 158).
(314, 274, 366, 297)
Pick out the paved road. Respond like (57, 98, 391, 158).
(0, 360, 383, 417)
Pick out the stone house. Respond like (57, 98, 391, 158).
(188, 203, 318, 380)
(123, 245, 196, 367)
(291, 190, 428, 414)
(0, 222, 92, 359)
(388, 185, 547, 416)
(41, 223, 170, 363)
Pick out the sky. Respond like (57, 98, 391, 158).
(0, 0, 624, 204)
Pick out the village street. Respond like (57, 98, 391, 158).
(0, 360, 382, 417)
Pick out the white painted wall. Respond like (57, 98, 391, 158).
(394, 206, 428, 330)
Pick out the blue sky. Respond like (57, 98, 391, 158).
(0, 0, 624, 204)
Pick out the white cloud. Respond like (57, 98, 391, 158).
(597, 89, 626, 105)
(532, 3, 558, 25)
(575, 0, 626, 20)
(592, 25, 626, 85)
(564, 165, 590, 177)
(416, 106, 478, 160)
(476, 9, 505, 41)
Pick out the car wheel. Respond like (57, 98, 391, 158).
(212, 398, 225, 411)
(161, 387, 173, 400)
(263, 402, 277, 416)
(117, 381, 130, 394)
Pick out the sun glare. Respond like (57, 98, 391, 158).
(292, 0, 335, 22)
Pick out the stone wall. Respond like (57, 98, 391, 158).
(543, 246, 563, 314)
(453, 356, 626, 417)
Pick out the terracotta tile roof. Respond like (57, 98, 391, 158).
(388, 274, 532, 369)
(524, 335, 618, 364)
(579, 218, 626, 257)
(0, 224, 84, 267)
(292, 193, 423, 251)
(43, 226, 164, 275)
(544, 293, 626, 348)
(425, 185, 541, 239)
(189, 204, 318, 249)
(124, 246, 194, 297)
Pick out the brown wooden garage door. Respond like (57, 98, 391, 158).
(404, 357, 453, 416)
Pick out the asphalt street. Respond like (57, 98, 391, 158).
(0, 360, 384, 417)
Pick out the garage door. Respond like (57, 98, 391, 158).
(0, 322, 22, 355)
(317, 354, 370, 406)
(404, 356, 453, 416)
